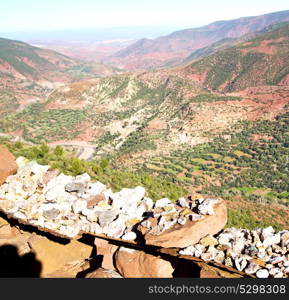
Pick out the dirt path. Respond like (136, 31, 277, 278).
(48, 141, 97, 160)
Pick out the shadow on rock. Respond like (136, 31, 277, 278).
(0, 244, 42, 277)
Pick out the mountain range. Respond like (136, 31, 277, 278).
(103, 10, 289, 70)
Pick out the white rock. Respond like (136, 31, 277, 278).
(177, 216, 187, 225)
(59, 225, 80, 238)
(218, 233, 233, 248)
(235, 257, 248, 272)
(75, 173, 91, 184)
(122, 231, 137, 241)
(194, 244, 205, 257)
(178, 197, 189, 208)
(256, 269, 269, 278)
(263, 234, 281, 248)
(245, 262, 260, 275)
(72, 200, 87, 214)
(142, 197, 154, 210)
(31, 163, 49, 175)
(261, 226, 275, 241)
(141, 219, 151, 229)
(111, 186, 145, 210)
(15, 156, 29, 168)
(13, 211, 26, 220)
(87, 181, 106, 196)
(155, 198, 171, 208)
(179, 245, 196, 256)
(189, 214, 204, 221)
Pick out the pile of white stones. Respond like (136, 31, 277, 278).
(0, 157, 219, 240)
(180, 227, 289, 278)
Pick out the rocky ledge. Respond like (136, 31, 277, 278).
(0, 156, 225, 244)
(0, 149, 288, 278)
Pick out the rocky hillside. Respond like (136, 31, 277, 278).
(0, 37, 122, 115)
(185, 23, 289, 92)
(103, 10, 289, 70)
(0, 37, 120, 84)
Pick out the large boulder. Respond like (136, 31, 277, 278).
(115, 247, 174, 278)
(139, 199, 227, 248)
(0, 145, 17, 185)
(94, 237, 119, 270)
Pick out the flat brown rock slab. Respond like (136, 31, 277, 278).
(44, 260, 90, 278)
(85, 267, 123, 278)
(139, 200, 227, 248)
(0, 145, 17, 185)
(28, 235, 93, 276)
(115, 247, 174, 278)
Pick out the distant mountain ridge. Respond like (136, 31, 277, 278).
(103, 10, 289, 70)
(0, 37, 121, 84)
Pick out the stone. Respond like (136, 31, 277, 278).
(280, 231, 289, 247)
(235, 257, 248, 272)
(256, 269, 269, 278)
(87, 193, 106, 209)
(178, 197, 189, 208)
(97, 210, 118, 228)
(0, 224, 20, 239)
(58, 225, 80, 238)
(201, 251, 215, 262)
(141, 197, 154, 211)
(179, 245, 196, 256)
(85, 268, 123, 278)
(194, 244, 206, 257)
(115, 247, 174, 278)
(177, 216, 187, 225)
(244, 244, 258, 257)
(263, 233, 280, 248)
(269, 256, 285, 265)
(39, 169, 60, 186)
(81, 208, 98, 222)
(189, 214, 204, 221)
(75, 173, 91, 184)
(0, 145, 18, 185)
(197, 198, 219, 215)
(261, 226, 275, 241)
(140, 199, 227, 248)
(94, 237, 119, 270)
(200, 235, 218, 247)
(155, 198, 171, 208)
(72, 200, 87, 214)
(122, 232, 137, 241)
(45, 260, 89, 278)
(111, 186, 145, 210)
(28, 236, 93, 276)
(105, 216, 126, 238)
(65, 182, 85, 193)
(43, 208, 60, 220)
(31, 163, 49, 175)
(214, 251, 225, 264)
(87, 182, 106, 196)
(217, 232, 233, 248)
(224, 257, 233, 267)
(245, 262, 260, 275)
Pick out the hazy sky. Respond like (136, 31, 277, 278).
(0, 0, 288, 32)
